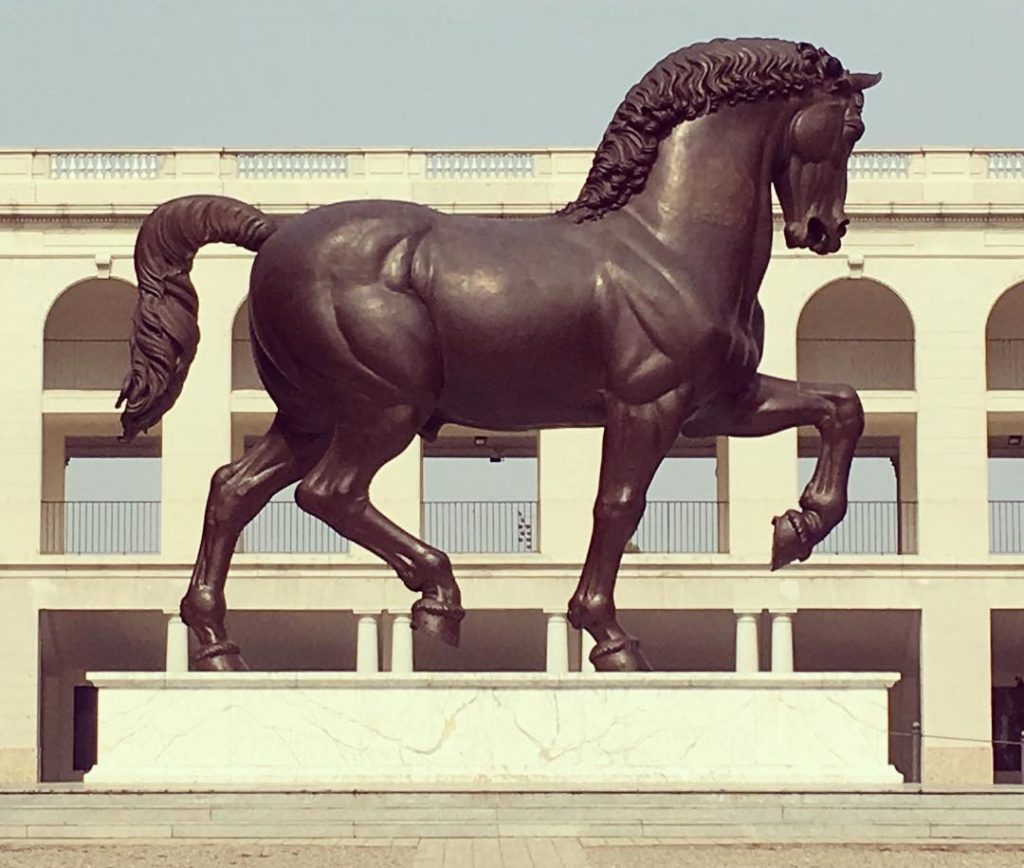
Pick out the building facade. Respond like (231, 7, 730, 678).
(1, 147, 1024, 787)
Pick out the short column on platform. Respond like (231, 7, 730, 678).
(355, 611, 380, 673)
(770, 610, 796, 674)
(734, 609, 760, 673)
(389, 612, 414, 673)
(165, 612, 189, 673)
(579, 629, 597, 672)
(545, 611, 569, 674)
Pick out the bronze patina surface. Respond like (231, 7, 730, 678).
(118, 37, 880, 672)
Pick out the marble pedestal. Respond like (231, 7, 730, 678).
(83, 672, 902, 787)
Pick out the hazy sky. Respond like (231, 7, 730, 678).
(3, 0, 1022, 149)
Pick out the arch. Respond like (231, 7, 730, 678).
(986, 282, 1024, 389)
(797, 278, 915, 390)
(231, 298, 261, 390)
(43, 278, 137, 390)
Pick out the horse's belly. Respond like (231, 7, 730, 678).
(436, 344, 605, 429)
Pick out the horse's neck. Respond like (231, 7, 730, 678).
(618, 103, 785, 317)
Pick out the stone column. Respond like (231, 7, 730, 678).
(770, 610, 795, 674)
(579, 629, 597, 673)
(538, 429, 602, 560)
(389, 612, 414, 673)
(355, 612, 380, 673)
(920, 593, 991, 785)
(165, 613, 190, 673)
(545, 612, 569, 674)
(734, 609, 760, 674)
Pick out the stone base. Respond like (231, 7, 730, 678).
(84, 672, 901, 787)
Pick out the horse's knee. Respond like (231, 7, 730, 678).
(594, 488, 646, 529)
(826, 383, 864, 433)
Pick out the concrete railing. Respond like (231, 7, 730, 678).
(2, 148, 1022, 183)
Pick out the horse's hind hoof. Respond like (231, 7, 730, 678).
(411, 598, 465, 648)
(589, 637, 652, 672)
(192, 640, 250, 672)
(770, 510, 813, 571)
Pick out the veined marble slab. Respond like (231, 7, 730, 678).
(84, 672, 902, 787)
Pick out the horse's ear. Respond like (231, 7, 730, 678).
(848, 71, 882, 91)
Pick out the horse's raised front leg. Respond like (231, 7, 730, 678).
(703, 374, 864, 570)
(567, 391, 689, 671)
(294, 406, 465, 647)
(181, 416, 328, 671)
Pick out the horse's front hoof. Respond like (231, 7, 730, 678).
(192, 640, 249, 672)
(589, 637, 652, 672)
(770, 510, 813, 571)
(411, 597, 465, 648)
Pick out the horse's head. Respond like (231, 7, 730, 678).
(775, 70, 881, 255)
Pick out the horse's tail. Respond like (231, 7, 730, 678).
(117, 195, 278, 440)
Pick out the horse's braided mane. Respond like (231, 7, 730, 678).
(559, 37, 845, 223)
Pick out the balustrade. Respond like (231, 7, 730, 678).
(425, 152, 535, 178)
(988, 152, 1024, 179)
(235, 152, 348, 179)
(49, 152, 162, 179)
(847, 152, 912, 179)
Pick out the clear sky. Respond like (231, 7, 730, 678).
(2, 0, 1022, 149)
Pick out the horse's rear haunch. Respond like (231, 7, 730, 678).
(119, 37, 878, 672)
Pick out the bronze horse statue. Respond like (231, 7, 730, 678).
(118, 37, 880, 672)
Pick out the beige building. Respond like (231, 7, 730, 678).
(1, 147, 1024, 788)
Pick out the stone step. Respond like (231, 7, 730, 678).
(5, 790, 1024, 841)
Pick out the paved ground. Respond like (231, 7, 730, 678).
(3, 841, 1024, 868)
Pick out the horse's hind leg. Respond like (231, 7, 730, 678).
(295, 405, 465, 646)
(181, 415, 328, 671)
(568, 391, 689, 671)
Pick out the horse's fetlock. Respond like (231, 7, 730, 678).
(181, 586, 224, 624)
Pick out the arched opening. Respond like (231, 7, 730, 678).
(797, 279, 915, 390)
(231, 300, 261, 390)
(986, 282, 1024, 389)
(43, 278, 136, 390)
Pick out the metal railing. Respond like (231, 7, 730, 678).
(815, 501, 918, 555)
(43, 339, 129, 390)
(987, 339, 1024, 389)
(40, 501, 160, 554)
(238, 501, 349, 554)
(990, 501, 1024, 553)
(797, 338, 914, 390)
(629, 501, 726, 553)
(423, 501, 537, 553)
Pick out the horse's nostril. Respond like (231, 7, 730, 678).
(838, 220, 849, 238)
(806, 217, 826, 245)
